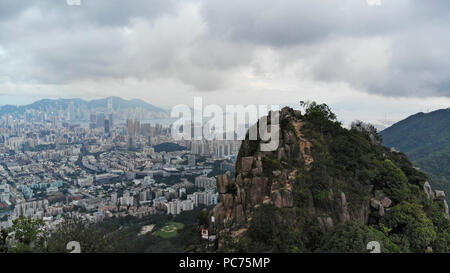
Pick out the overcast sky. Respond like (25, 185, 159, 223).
(0, 0, 450, 127)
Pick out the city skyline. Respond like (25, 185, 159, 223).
(1, 1, 450, 128)
(1, 95, 449, 130)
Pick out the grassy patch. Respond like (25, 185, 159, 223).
(154, 222, 185, 239)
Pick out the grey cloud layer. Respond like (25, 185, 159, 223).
(0, 0, 449, 97)
(201, 0, 450, 97)
(0, 0, 177, 26)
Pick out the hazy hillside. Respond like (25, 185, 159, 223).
(380, 109, 450, 201)
(0, 97, 168, 119)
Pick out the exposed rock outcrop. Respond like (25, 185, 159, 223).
(213, 107, 373, 233)
(340, 192, 350, 223)
(423, 181, 435, 200)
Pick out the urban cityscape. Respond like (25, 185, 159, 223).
(0, 97, 241, 232)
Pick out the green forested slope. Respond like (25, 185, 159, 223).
(380, 109, 450, 201)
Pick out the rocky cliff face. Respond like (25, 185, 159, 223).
(212, 105, 450, 253)
(214, 107, 367, 234)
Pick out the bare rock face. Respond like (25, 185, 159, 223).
(284, 130, 296, 145)
(214, 174, 241, 226)
(370, 196, 391, 216)
(282, 189, 294, 208)
(370, 198, 381, 209)
(340, 192, 351, 222)
(250, 177, 268, 206)
(213, 107, 375, 234)
(271, 191, 283, 208)
(272, 170, 282, 177)
(217, 175, 232, 194)
(435, 190, 446, 199)
(423, 181, 435, 200)
(381, 197, 392, 208)
(241, 157, 254, 172)
(221, 194, 234, 210)
(317, 216, 334, 232)
(356, 202, 370, 225)
(277, 148, 286, 162)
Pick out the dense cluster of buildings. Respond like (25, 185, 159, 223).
(0, 102, 240, 231)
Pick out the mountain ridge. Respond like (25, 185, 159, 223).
(0, 96, 168, 117)
(380, 108, 450, 202)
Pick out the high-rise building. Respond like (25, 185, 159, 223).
(108, 113, 114, 129)
(135, 120, 141, 135)
(126, 119, 141, 136)
(127, 119, 134, 135)
(104, 118, 110, 134)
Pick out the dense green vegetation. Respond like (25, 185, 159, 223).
(153, 142, 187, 153)
(0, 206, 210, 253)
(380, 109, 450, 201)
(318, 221, 401, 253)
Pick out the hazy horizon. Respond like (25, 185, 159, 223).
(1, 0, 450, 128)
(1, 95, 449, 131)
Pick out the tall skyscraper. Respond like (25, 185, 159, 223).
(108, 113, 114, 129)
(107, 98, 113, 129)
(127, 119, 134, 135)
(104, 118, 110, 134)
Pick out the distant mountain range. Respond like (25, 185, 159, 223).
(380, 108, 450, 201)
(0, 96, 169, 119)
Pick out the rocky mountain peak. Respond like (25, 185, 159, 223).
(212, 104, 450, 253)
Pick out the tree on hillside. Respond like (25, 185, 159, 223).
(46, 216, 130, 253)
(8, 217, 48, 253)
